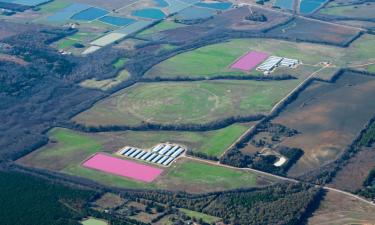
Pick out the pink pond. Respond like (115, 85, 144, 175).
(230, 51, 268, 71)
(82, 153, 163, 182)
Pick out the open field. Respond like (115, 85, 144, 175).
(18, 127, 275, 192)
(272, 71, 375, 177)
(179, 208, 221, 223)
(92, 123, 252, 157)
(145, 35, 375, 78)
(329, 147, 375, 192)
(319, 2, 375, 19)
(81, 218, 109, 225)
(80, 70, 130, 90)
(308, 190, 375, 225)
(136, 20, 185, 39)
(268, 17, 360, 46)
(73, 80, 299, 126)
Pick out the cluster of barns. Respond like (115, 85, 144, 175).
(117, 143, 185, 167)
(257, 56, 300, 74)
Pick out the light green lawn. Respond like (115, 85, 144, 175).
(81, 218, 108, 225)
(319, 4, 375, 18)
(137, 20, 185, 38)
(113, 58, 128, 68)
(74, 79, 298, 126)
(163, 160, 257, 189)
(145, 36, 375, 78)
(179, 208, 221, 223)
(80, 70, 130, 90)
(20, 127, 267, 192)
(57, 38, 76, 49)
(39, 0, 71, 13)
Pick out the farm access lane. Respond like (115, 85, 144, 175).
(184, 155, 375, 208)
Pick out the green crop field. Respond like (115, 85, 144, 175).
(81, 218, 109, 225)
(80, 70, 130, 90)
(90, 123, 251, 157)
(38, 0, 71, 14)
(74, 80, 298, 126)
(145, 36, 375, 78)
(18, 128, 273, 192)
(137, 20, 185, 39)
(179, 208, 221, 223)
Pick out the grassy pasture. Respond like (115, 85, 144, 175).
(19, 127, 274, 192)
(38, 0, 71, 13)
(179, 208, 221, 223)
(80, 70, 130, 90)
(136, 20, 185, 39)
(73, 80, 298, 126)
(319, 2, 375, 18)
(81, 218, 109, 225)
(145, 35, 375, 78)
(91, 123, 252, 157)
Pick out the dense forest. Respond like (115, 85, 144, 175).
(0, 170, 95, 225)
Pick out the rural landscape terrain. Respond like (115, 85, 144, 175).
(0, 0, 374, 224)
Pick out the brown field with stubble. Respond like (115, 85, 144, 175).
(329, 147, 375, 192)
(308, 190, 375, 225)
(273, 72, 375, 177)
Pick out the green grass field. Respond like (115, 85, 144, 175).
(319, 3, 375, 18)
(19, 128, 273, 192)
(90, 123, 250, 157)
(80, 70, 130, 90)
(145, 36, 375, 78)
(81, 218, 108, 225)
(74, 80, 298, 126)
(113, 58, 128, 68)
(38, 0, 71, 13)
(179, 208, 221, 223)
(137, 20, 185, 39)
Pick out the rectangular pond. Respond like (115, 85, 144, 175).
(71, 7, 109, 21)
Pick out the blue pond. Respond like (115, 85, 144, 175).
(99, 16, 136, 26)
(299, 0, 327, 14)
(165, 0, 190, 14)
(176, 6, 216, 20)
(195, 2, 232, 10)
(154, 0, 169, 7)
(2, 0, 51, 6)
(273, 0, 294, 10)
(47, 3, 91, 23)
(132, 8, 166, 20)
(71, 7, 109, 21)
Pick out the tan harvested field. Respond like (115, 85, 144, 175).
(308, 190, 375, 225)
(329, 147, 375, 192)
(272, 72, 375, 177)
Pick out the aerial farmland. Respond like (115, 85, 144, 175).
(1, 0, 375, 224)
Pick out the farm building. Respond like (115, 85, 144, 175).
(116, 143, 185, 167)
(257, 56, 300, 73)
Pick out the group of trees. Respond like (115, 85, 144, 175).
(0, 170, 95, 225)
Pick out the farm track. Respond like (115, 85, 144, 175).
(184, 156, 375, 207)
